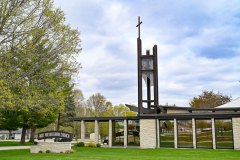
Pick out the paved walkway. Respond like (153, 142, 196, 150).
(0, 146, 30, 150)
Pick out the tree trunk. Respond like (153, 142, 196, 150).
(20, 127, 27, 145)
(57, 112, 60, 131)
(8, 130, 12, 139)
(26, 129, 30, 139)
(55, 113, 61, 142)
(29, 128, 36, 143)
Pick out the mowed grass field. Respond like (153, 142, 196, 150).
(0, 141, 34, 146)
(0, 147, 240, 160)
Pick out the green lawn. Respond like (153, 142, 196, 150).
(0, 147, 240, 160)
(0, 141, 34, 147)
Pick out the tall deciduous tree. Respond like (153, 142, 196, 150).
(87, 93, 112, 117)
(72, 89, 85, 139)
(189, 90, 231, 108)
(113, 104, 136, 117)
(0, 0, 81, 144)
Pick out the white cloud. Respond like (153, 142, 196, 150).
(54, 0, 240, 106)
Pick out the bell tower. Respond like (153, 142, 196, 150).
(136, 17, 159, 115)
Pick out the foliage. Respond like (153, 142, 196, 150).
(87, 93, 112, 117)
(73, 90, 86, 116)
(0, 0, 81, 144)
(113, 104, 137, 117)
(99, 122, 109, 141)
(75, 142, 85, 147)
(189, 90, 231, 108)
(86, 142, 96, 147)
(45, 150, 51, 153)
(96, 143, 101, 147)
(0, 110, 21, 131)
(57, 87, 77, 131)
(165, 120, 174, 131)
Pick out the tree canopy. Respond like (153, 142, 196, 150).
(87, 93, 113, 117)
(189, 90, 231, 108)
(0, 0, 81, 143)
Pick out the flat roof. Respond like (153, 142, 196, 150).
(74, 112, 240, 122)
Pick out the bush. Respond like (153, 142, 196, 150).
(46, 150, 51, 153)
(96, 143, 101, 147)
(87, 142, 96, 147)
(38, 150, 43, 153)
(75, 142, 85, 147)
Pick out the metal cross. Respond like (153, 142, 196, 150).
(136, 16, 142, 38)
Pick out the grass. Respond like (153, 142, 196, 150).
(0, 147, 240, 160)
(0, 141, 34, 147)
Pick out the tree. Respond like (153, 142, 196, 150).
(74, 89, 86, 117)
(57, 86, 76, 131)
(87, 93, 112, 117)
(0, 109, 22, 139)
(0, 0, 81, 144)
(189, 90, 231, 108)
(72, 89, 86, 139)
(113, 104, 137, 117)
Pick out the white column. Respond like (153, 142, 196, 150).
(174, 118, 178, 149)
(108, 120, 112, 147)
(94, 120, 99, 144)
(124, 119, 128, 148)
(156, 119, 160, 148)
(233, 118, 240, 149)
(211, 118, 216, 149)
(192, 118, 196, 149)
(81, 120, 85, 142)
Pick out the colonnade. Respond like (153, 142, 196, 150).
(80, 120, 128, 147)
(79, 117, 240, 149)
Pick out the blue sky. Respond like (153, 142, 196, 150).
(54, 0, 240, 107)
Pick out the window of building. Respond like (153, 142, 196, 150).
(99, 121, 109, 146)
(127, 120, 140, 146)
(159, 120, 174, 148)
(215, 119, 233, 149)
(196, 119, 212, 148)
(177, 120, 193, 148)
(112, 120, 124, 146)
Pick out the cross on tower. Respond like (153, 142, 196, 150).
(136, 16, 142, 38)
